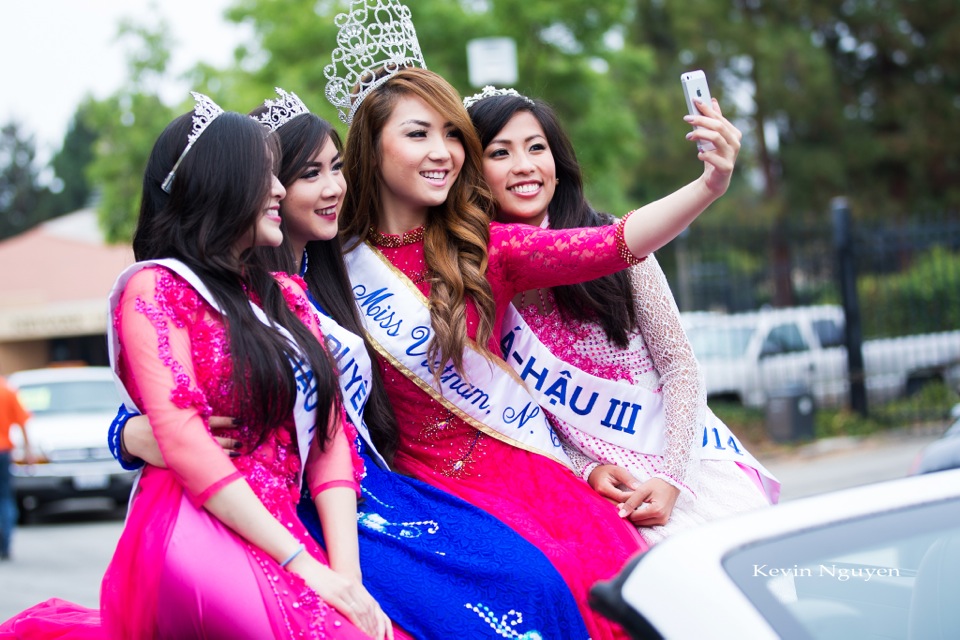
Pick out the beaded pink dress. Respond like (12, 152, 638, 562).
(0, 268, 385, 640)
(372, 221, 646, 640)
(104, 267, 384, 639)
(516, 254, 771, 546)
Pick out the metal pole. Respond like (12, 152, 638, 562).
(675, 228, 693, 312)
(831, 197, 868, 417)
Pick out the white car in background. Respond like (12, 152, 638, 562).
(591, 468, 960, 639)
(682, 305, 960, 409)
(8, 366, 135, 518)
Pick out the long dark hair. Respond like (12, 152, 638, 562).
(134, 109, 340, 448)
(251, 109, 401, 463)
(468, 94, 636, 347)
(340, 67, 497, 375)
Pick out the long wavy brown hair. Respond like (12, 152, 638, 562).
(340, 67, 496, 376)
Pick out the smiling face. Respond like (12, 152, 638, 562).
(251, 172, 286, 249)
(481, 110, 556, 227)
(281, 137, 346, 256)
(377, 94, 465, 227)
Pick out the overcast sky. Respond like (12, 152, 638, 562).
(2, 0, 246, 165)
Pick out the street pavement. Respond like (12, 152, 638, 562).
(761, 425, 942, 501)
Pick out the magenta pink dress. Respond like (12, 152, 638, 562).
(1, 268, 399, 640)
(372, 221, 647, 640)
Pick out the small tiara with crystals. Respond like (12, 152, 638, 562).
(161, 92, 225, 193)
(255, 87, 310, 131)
(462, 86, 534, 110)
(323, 0, 427, 125)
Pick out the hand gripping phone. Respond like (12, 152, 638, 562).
(681, 70, 716, 152)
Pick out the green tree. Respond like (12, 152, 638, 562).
(46, 100, 99, 216)
(0, 121, 54, 239)
(89, 0, 960, 252)
(807, 0, 960, 218)
(87, 17, 178, 242)
(225, 0, 660, 216)
(619, 1, 959, 306)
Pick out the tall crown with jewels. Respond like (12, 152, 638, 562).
(255, 87, 310, 131)
(323, 0, 427, 125)
(161, 91, 225, 193)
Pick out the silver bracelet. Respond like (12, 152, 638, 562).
(279, 543, 306, 568)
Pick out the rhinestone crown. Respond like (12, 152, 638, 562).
(255, 87, 310, 131)
(323, 0, 426, 125)
(462, 85, 534, 110)
(161, 92, 224, 193)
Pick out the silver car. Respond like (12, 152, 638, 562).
(591, 467, 960, 639)
(8, 366, 135, 517)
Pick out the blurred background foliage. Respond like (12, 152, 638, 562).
(2, 0, 958, 246)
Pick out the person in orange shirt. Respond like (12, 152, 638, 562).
(0, 374, 31, 561)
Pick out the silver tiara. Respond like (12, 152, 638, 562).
(255, 87, 310, 131)
(462, 86, 534, 110)
(161, 92, 225, 193)
(323, 0, 427, 125)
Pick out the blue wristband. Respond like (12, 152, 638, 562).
(108, 404, 146, 471)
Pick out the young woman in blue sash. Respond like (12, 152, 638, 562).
(114, 89, 591, 640)
(465, 88, 776, 547)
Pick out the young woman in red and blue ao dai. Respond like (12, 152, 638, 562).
(369, 220, 648, 640)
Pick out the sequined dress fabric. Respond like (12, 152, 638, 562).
(295, 294, 590, 639)
(518, 255, 770, 546)
(372, 221, 646, 640)
(101, 268, 370, 639)
(1, 269, 378, 639)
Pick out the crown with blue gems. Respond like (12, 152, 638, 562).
(161, 92, 225, 193)
(462, 85, 534, 110)
(254, 87, 310, 131)
(323, 0, 427, 125)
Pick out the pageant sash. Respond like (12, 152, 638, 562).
(501, 304, 780, 502)
(107, 259, 319, 482)
(341, 241, 572, 469)
(311, 307, 389, 470)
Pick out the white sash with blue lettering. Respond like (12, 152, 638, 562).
(341, 241, 572, 469)
(107, 259, 319, 483)
(312, 310, 389, 470)
(501, 304, 780, 501)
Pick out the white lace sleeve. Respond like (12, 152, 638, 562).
(560, 436, 600, 481)
(630, 255, 704, 491)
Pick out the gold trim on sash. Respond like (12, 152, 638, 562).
(360, 242, 570, 468)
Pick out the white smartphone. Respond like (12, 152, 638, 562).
(681, 70, 716, 152)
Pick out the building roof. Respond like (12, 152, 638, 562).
(0, 209, 134, 340)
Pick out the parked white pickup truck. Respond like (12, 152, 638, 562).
(681, 305, 960, 409)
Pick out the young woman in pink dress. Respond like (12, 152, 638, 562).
(323, 4, 743, 631)
(1, 95, 395, 640)
(465, 88, 777, 547)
